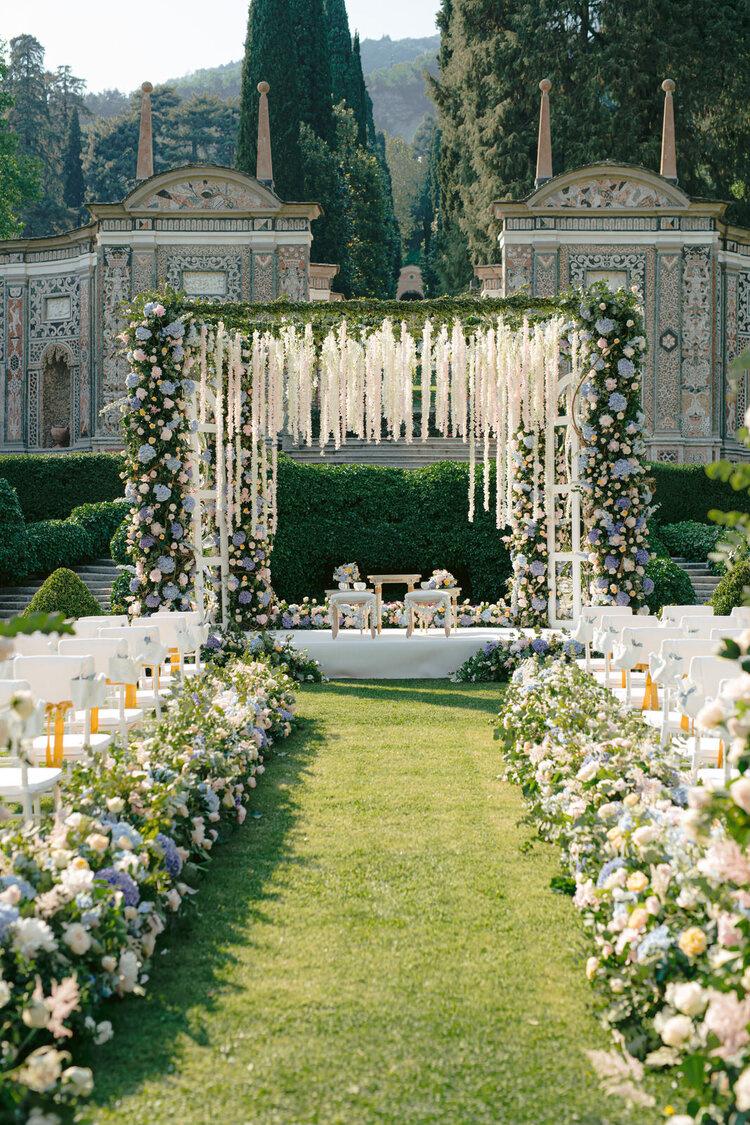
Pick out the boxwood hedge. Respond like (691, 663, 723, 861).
(0, 479, 32, 585)
(0, 452, 124, 521)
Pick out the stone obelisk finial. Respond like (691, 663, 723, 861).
(535, 79, 553, 187)
(256, 81, 274, 188)
(660, 78, 678, 183)
(136, 81, 154, 181)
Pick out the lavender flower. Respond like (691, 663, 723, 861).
(96, 867, 140, 907)
(155, 833, 182, 878)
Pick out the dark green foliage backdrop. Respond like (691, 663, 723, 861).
(0, 479, 31, 585)
(0, 453, 124, 522)
(273, 457, 511, 603)
(650, 463, 750, 525)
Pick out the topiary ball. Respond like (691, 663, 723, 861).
(24, 567, 102, 618)
(711, 560, 750, 616)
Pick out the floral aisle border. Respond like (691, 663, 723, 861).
(497, 652, 750, 1122)
(119, 285, 649, 627)
(1, 657, 297, 1120)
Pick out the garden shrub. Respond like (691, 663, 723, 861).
(110, 570, 130, 615)
(0, 451, 124, 521)
(109, 520, 129, 566)
(649, 462, 750, 524)
(24, 567, 101, 617)
(647, 525, 670, 559)
(26, 520, 93, 576)
(644, 557, 695, 614)
(711, 560, 750, 615)
(0, 479, 32, 586)
(68, 499, 130, 558)
(659, 521, 725, 564)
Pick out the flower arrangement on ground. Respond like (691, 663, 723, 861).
(333, 563, 360, 586)
(495, 656, 750, 1119)
(274, 598, 512, 631)
(0, 658, 297, 1121)
(201, 625, 323, 683)
(452, 631, 582, 682)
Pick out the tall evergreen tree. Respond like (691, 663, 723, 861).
(300, 121, 352, 293)
(333, 104, 393, 297)
(62, 107, 85, 211)
(0, 41, 40, 238)
(237, 0, 305, 199)
(290, 0, 334, 143)
(324, 0, 357, 108)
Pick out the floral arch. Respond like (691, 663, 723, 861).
(118, 284, 652, 629)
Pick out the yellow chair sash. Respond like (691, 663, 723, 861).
(106, 679, 138, 709)
(680, 714, 691, 732)
(169, 647, 181, 670)
(90, 707, 99, 734)
(44, 701, 72, 767)
(638, 668, 659, 711)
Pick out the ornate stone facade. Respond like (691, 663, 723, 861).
(0, 164, 333, 450)
(479, 161, 750, 462)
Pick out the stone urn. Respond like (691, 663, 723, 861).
(50, 424, 70, 448)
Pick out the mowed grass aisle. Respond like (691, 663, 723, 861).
(89, 681, 635, 1125)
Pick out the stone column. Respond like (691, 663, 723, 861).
(660, 79, 677, 184)
(136, 82, 154, 181)
(535, 79, 553, 187)
(256, 81, 274, 187)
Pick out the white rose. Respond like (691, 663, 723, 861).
(101, 955, 117, 973)
(63, 922, 91, 956)
(22, 996, 50, 1029)
(11, 690, 35, 720)
(697, 700, 725, 730)
(62, 1065, 94, 1097)
(106, 797, 125, 814)
(731, 777, 750, 815)
(660, 1013, 693, 1048)
(632, 825, 659, 848)
(735, 1066, 750, 1111)
(670, 981, 707, 1017)
(576, 760, 598, 782)
(118, 949, 139, 993)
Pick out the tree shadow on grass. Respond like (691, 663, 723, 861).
(81, 716, 323, 1112)
(306, 679, 505, 715)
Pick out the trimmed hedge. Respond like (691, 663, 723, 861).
(27, 520, 93, 576)
(68, 499, 130, 558)
(0, 479, 31, 586)
(0, 452, 124, 521)
(711, 560, 750, 615)
(645, 557, 695, 614)
(650, 463, 750, 525)
(24, 567, 102, 617)
(659, 521, 725, 564)
(273, 457, 512, 603)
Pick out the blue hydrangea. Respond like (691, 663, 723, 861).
(232, 531, 246, 546)
(0, 901, 19, 938)
(612, 458, 633, 480)
(165, 457, 181, 473)
(109, 820, 143, 848)
(145, 593, 161, 609)
(157, 556, 175, 574)
(531, 596, 547, 611)
(530, 637, 548, 654)
(618, 358, 635, 378)
(143, 301, 157, 316)
(161, 380, 177, 395)
(530, 561, 545, 577)
(596, 857, 626, 887)
(139, 534, 155, 550)
(596, 577, 609, 590)
(182, 378, 196, 394)
(227, 576, 240, 592)
(155, 833, 182, 878)
(170, 522, 184, 539)
(238, 590, 252, 605)
(0, 875, 36, 900)
(643, 577, 655, 595)
(129, 577, 142, 594)
(241, 557, 255, 571)
(616, 498, 630, 510)
(635, 548, 649, 565)
(172, 346, 185, 361)
(604, 555, 619, 572)
(96, 867, 140, 907)
(595, 317, 615, 335)
(636, 924, 672, 962)
(259, 590, 272, 606)
(126, 373, 140, 389)
(154, 484, 171, 503)
(615, 591, 630, 605)
(608, 392, 627, 412)
(162, 320, 185, 339)
(138, 444, 157, 464)
(587, 529, 601, 544)
(135, 326, 152, 341)
(162, 582, 179, 601)
(182, 496, 196, 513)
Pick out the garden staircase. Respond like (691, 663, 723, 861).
(671, 556, 721, 605)
(0, 558, 118, 619)
(281, 434, 471, 468)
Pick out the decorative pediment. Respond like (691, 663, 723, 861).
(124, 166, 282, 213)
(528, 163, 690, 210)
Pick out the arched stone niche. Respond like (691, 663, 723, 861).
(41, 344, 72, 449)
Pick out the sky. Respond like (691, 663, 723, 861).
(1, 0, 441, 93)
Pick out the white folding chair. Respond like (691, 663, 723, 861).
(650, 637, 719, 745)
(661, 605, 714, 625)
(611, 626, 683, 709)
(0, 679, 60, 823)
(73, 615, 128, 639)
(12, 655, 112, 765)
(58, 638, 145, 735)
(570, 605, 634, 672)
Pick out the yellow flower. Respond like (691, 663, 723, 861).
(626, 871, 649, 893)
(678, 927, 707, 958)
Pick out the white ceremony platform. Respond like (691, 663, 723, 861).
(272, 628, 515, 680)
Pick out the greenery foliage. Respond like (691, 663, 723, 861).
(659, 520, 725, 565)
(0, 40, 40, 238)
(0, 452, 124, 522)
(0, 479, 31, 586)
(652, 462, 750, 524)
(644, 556, 695, 614)
(24, 567, 102, 617)
(67, 500, 130, 558)
(26, 519, 93, 576)
(711, 559, 750, 615)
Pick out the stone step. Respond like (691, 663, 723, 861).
(0, 558, 118, 618)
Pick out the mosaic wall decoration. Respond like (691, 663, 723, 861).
(29, 275, 80, 342)
(5, 287, 24, 445)
(536, 176, 681, 209)
(533, 251, 557, 297)
(654, 252, 682, 432)
(139, 178, 273, 212)
(252, 252, 277, 301)
(681, 246, 713, 438)
(503, 245, 532, 294)
(99, 247, 131, 437)
(278, 245, 309, 301)
(158, 246, 243, 302)
(79, 275, 91, 441)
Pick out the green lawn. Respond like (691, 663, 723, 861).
(86, 680, 644, 1125)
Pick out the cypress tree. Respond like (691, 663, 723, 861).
(237, 0, 304, 199)
(290, 0, 334, 143)
(300, 122, 352, 293)
(62, 107, 85, 211)
(324, 0, 358, 108)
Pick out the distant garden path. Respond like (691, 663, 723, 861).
(89, 681, 633, 1124)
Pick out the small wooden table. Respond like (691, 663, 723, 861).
(326, 590, 378, 639)
(367, 573, 421, 635)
